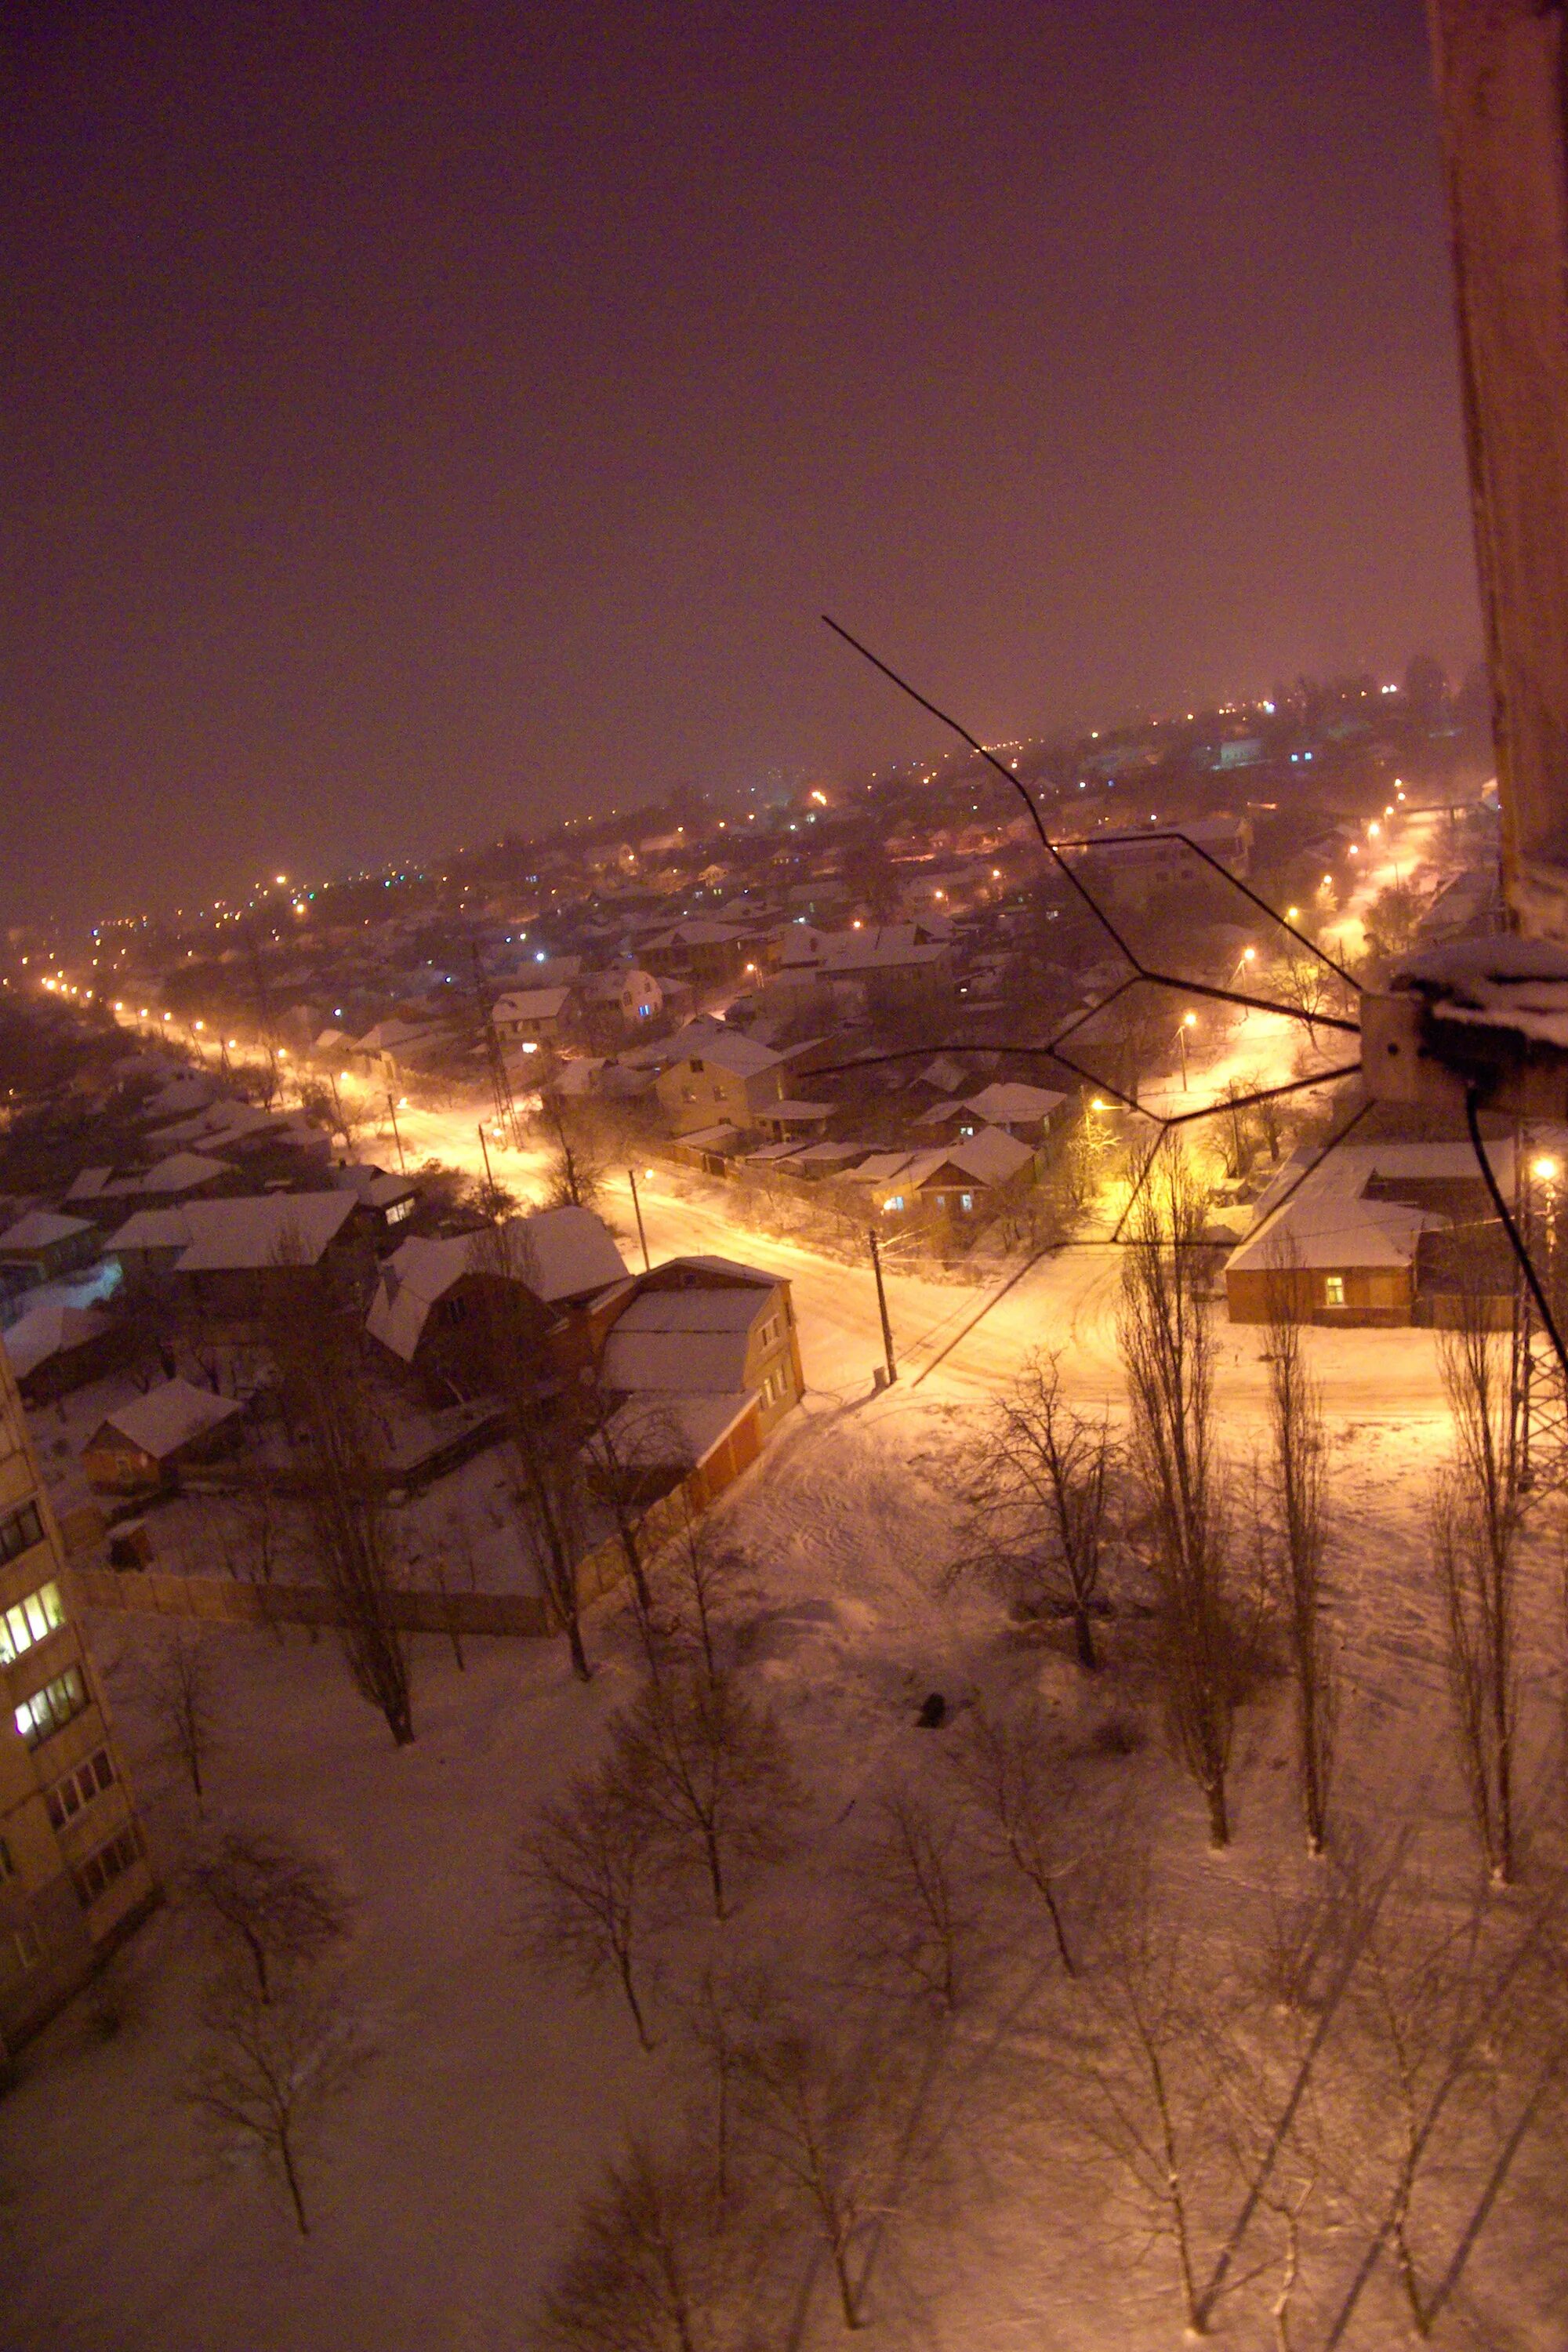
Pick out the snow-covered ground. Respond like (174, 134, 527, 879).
(8, 1314, 1563, 2347)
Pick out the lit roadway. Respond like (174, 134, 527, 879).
(371, 1094, 1449, 1433)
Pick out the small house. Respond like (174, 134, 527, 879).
(82, 1378, 245, 1494)
(0, 1210, 98, 1286)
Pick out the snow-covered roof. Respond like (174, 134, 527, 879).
(853, 1150, 916, 1184)
(593, 1390, 756, 1471)
(64, 1167, 115, 1203)
(170, 1192, 359, 1271)
(492, 988, 574, 1021)
(962, 1081, 1066, 1127)
(762, 1100, 833, 1123)
(136, 1151, 233, 1196)
(2, 1305, 114, 1381)
(505, 1206, 629, 1305)
(0, 1210, 93, 1254)
(666, 1029, 783, 1080)
(368, 1234, 481, 1361)
(91, 1377, 242, 1461)
(601, 1274, 775, 1396)
(104, 1207, 194, 1254)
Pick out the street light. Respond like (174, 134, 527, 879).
(1178, 1011, 1196, 1091)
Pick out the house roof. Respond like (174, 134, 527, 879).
(593, 1389, 756, 1472)
(962, 1081, 1065, 1127)
(668, 1029, 783, 1080)
(136, 1151, 234, 1196)
(492, 987, 574, 1021)
(2, 1305, 115, 1382)
(928, 1128, 1036, 1187)
(505, 1206, 629, 1304)
(761, 1100, 833, 1123)
(91, 1377, 242, 1461)
(169, 1192, 359, 1272)
(0, 1210, 93, 1254)
(367, 1207, 629, 1361)
(853, 1150, 916, 1185)
(64, 1167, 116, 1203)
(104, 1207, 194, 1254)
(601, 1272, 776, 1395)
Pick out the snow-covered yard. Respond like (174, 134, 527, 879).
(7, 1347, 1568, 2349)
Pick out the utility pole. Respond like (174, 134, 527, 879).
(470, 943, 520, 1149)
(626, 1167, 651, 1271)
(387, 1091, 406, 1173)
(867, 1226, 897, 1386)
(477, 1120, 496, 1199)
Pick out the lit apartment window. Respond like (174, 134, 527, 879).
(0, 1499, 44, 1567)
(15, 1667, 87, 1751)
(960, 1192, 975, 1212)
(0, 1581, 64, 1666)
(46, 1747, 115, 1831)
(1324, 1275, 1346, 1308)
(387, 1195, 414, 1225)
(74, 1826, 141, 1908)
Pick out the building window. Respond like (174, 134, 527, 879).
(0, 1499, 44, 1568)
(0, 1581, 65, 1667)
(1324, 1274, 1346, 1308)
(15, 1667, 87, 1751)
(387, 1195, 413, 1225)
(74, 1826, 140, 1909)
(889, 1195, 906, 1212)
(960, 1192, 975, 1212)
(46, 1747, 115, 1831)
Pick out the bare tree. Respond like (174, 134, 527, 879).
(959, 1349, 1116, 1668)
(265, 1258, 414, 1745)
(652, 1504, 754, 1685)
(1060, 1910, 1236, 2336)
(516, 1766, 666, 2050)
(142, 1626, 220, 1802)
(479, 1228, 595, 1681)
(942, 1700, 1080, 1975)
(1262, 1263, 1338, 1854)
(535, 2132, 759, 2352)
(539, 1094, 612, 1212)
(843, 1783, 981, 2014)
(607, 1668, 802, 1921)
(182, 1826, 352, 2002)
(731, 2018, 891, 2331)
(1118, 1149, 1239, 1846)
(184, 1973, 372, 2237)
(1434, 1294, 1526, 1885)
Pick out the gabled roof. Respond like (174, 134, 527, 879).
(601, 1278, 772, 1396)
(506, 1206, 629, 1305)
(664, 1029, 783, 1080)
(136, 1151, 234, 1196)
(366, 1207, 628, 1362)
(90, 1377, 242, 1461)
(2, 1305, 115, 1382)
(919, 1128, 1035, 1188)
(104, 1207, 194, 1254)
(0, 1210, 93, 1254)
(64, 1167, 116, 1203)
(492, 987, 574, 1021)
(169, 1192, 359, 1271)
(962, 1081, 1065, 1127)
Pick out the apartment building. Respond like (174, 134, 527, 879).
(0, 1350, 154, 2056)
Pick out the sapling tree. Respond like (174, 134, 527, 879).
(1118, 1149, 1240, 1846)
(182, 1826, 352, 2002)
(515, 1764, 666, 2050)
(265, 1255, 414, 1745)
(652, 1504, 754, 1685)
(958, 1348, 1116, 1668)
(844, 1782, 980, 2013)
(1432, 1294, 1526, 1884)
(184, 1973, 372, 2238)
(942, 1700, 1080, 1975)
(731, 2020, 887, 2332)
(143, 1625, 221, 1803)
(607, 1668, 802, 1921)
(535, 2132, 760, 2352)
(1262, 1261, 1337, 1854)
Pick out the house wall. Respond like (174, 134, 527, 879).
(1225, 1262, 1414, 1326)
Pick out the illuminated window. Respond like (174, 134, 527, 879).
(0, 1499, 43, 1567)
(1324, 1274, 1346, 1308)
(387, 1195, 414, 1224)
(889, 1195, 906, 1212)
(15, 1667, 86, 1751)
(0, 1581, 64, 1666)
(960, 1192, 975, 1212)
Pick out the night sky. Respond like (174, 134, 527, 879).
(3, 1, 1481, 930)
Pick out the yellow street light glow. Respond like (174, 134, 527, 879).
(1285, 907, 1299, 921)
(520, 1041, 539, 1054)
(1090, 1097, 1106, 1110)
(1534, 1157, 1559, 1181)
(1368, 822, 1381, 837)
(1183, 1012, 1196, 1027)
(194, 1019, 204, 1029)
(1242, 947, 1256, 962)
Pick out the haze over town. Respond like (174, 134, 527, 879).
(8, 7, 1568, 2352)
